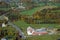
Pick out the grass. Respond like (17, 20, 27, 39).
(10, 3, 60, 40)
(0, 21, 60, 40)
(14, 20, 60, 34)
(14, 20, 60, 28)
(20, 3, 49, 16)
(20, 6, 59, 16)
(20, 2, 46, 16)
(0, 8, 10, 11)
(26, 35, 60, 40)
(14, 20, 60, 40)
(51, 10, 60, 13)
(20, 7, 41, 16)
(0, 2, 60, 40)
(54, 3, 60, 6)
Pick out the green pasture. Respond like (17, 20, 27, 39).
(20, 7, 41, 16)
(0, 8, 10, 11)
(26, 35, 60, 40)
(14, 20, 60, 40)
(51, 10, 60, 13)
(14, 20, 60, 34)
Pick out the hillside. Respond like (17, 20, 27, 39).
(0, 0, 60, 40)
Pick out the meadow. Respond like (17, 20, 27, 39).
(14, 20, 60, 40)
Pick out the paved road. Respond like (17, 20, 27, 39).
(8, 21, 26, 39)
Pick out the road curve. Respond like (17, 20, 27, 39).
(8, 21, 26, 39)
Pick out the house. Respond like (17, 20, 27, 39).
(15, 3, 26, 11)
(18, 6, 25, 9)
(27, 26, 48, 35)
(27, 26, 35, 35)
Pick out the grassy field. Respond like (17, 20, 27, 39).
(26, 35, 60, 40)
(14, 20, 60, 40)
(11, 2, 60, 40)
(20, 3, 46, 16)
(0, 21, 60, 40)
(14, 20, 60, 33)
(0, 2, 60, 40)
(0, 8, 10, 11)
(51, 10, 60, 13)
(54, 3, 60, 6)
(20, 7, 41, 16)
(20, 6, 58, 16)
(20, 2, 60, 16)
(1, 22, 60, 40)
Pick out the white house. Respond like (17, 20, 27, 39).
(17, 3, 25, 10)
(27, 26, 48, 35)
(27, 26, 35, 35)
